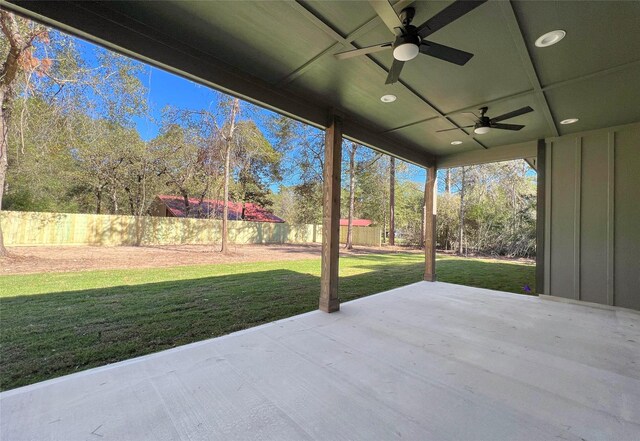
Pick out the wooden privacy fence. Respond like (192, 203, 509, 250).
(0, 211, 381, 247)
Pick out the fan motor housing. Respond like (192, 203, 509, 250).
(394, 32, 421, 49)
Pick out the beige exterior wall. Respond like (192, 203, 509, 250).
(0, 211, 381, 248)
(545, 121, 640, 311)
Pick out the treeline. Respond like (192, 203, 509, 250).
(0, 14, 282, 222)
(271, 145, 537, 258)
(437, 163, 537, 258)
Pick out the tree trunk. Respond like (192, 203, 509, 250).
(458, 166, 466, 255)
(221, 142, 231, 251)
(346, 143, 357, 250)
(421, 171, 427, 247)
(221, 98, 240, 253)
(125, 187, 135, 215)
(95, 189, 102, 214)
(111, 190, 118, 214)
(382, 194, 387, 244)
(0, 88, 8, 257)
(389, 156, 395, 246)
(0, 11, 36, 257)
(445, 168, 451, 194)
(181, 191, 190, 216)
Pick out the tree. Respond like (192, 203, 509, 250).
(4, 96, 80, 213)
(421, 172, 427, 246)
(458, 166, 466, 254)
(271, 185, 296, 222)
(436, 161, 536, 257)
(1, 14, 148, 254)
(122, 138, 160, 218)
(354, 153, 388, 232)
(293, 181, 323, 224)
(267, 113, 324, 225)
(389, 156, 395, 246)
(231, 119, 281, 218)
(445, 168, 451, 194)
(219, 98, 239, 253)
(151, 122, 211, 214)
(73, 119, 150, 214)
(345, 142, 357, 249)
(0, 11, 49, 256)
(201, 97, 279, 252)
(341, 144, 383, 249)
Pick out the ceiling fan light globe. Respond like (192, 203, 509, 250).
(393, 43, 419, 61)
(474, 126, 491, 135)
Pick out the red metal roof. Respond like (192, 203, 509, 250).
(339, 218, 373, 227)
(156, 195, 285, 223)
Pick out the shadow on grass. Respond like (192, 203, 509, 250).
(1, 265, 419, 391)
(0, 258, 535, 391)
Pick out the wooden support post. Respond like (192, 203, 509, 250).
(535, 139, 546, 294)
(319, 114, 342, 312)
(424, 166, 437, 281)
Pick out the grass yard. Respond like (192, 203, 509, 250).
(0, 253, 534, 391)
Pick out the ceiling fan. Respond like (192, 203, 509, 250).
(335, 0, 487, 84)
(437, 106, 534, 135)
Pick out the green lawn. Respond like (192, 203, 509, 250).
(0, 253, 534, 391)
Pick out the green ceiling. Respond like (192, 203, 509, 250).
(3, 0, 640, 166)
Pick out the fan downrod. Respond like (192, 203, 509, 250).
(399, 7, 415, 27)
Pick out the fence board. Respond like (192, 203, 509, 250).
(0, 211, 381, 247)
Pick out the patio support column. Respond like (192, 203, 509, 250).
(424, 165, 437, 281)
(535, 139, 546, 294)
(319, 114, 342, 312)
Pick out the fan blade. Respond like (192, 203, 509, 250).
(490, 106, 534, 123)
(385, 59, 405, 84)
(419, 41, 473, 66)
(335, 42, 393, 60)
(417, 0, 487, 39)
(369, 0, 403, 36)
(461, 111, 479, 120)
(491, 123, 525, 131)
(436, 125, 474, 133)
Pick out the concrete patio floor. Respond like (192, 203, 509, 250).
(1, 282, 639, 440)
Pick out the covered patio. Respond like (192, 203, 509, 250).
(1, 0, 639, 439)
(2, 1, 638, 309)
(2, 282, 639, 440)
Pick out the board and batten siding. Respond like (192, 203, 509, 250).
(545, 121, 640, 310)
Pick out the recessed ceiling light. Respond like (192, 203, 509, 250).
(380, 94, 397, 103)
(451, 141, 463, 145)
(535, 30, 566, 48)
(560, 118, 579, 125)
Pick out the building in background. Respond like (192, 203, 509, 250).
(339, 219, 373, 227)
(150, 195, 285, 223)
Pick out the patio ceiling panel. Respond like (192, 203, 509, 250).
(385, 118, 473, 156)
(301, 0, 378, 37)
(513, 1, 640, 87)
(285, 50, 438, 132)
(128, 1, 338, 85)
(545, 64, 640, 136)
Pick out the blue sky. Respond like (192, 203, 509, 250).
(75, 39, 427, 189)
(134, 67, 216, 142)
